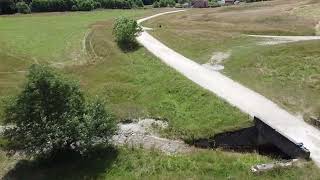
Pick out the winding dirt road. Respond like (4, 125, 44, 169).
(136, 10, 320, 166)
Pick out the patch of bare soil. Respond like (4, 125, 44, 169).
(202, 51, 231, 71)
(112, 119, 193, 154)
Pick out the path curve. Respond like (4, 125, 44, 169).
(136, 10, 320, 166)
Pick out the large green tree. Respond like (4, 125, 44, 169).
(4, 65, 117, 157)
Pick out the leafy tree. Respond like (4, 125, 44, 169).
(3, 65, 117, 158)
(16, 1, 31, 13)
(113, 16, 142, 49)
(134, 0, 144, 7)
(0, 0, 17, 14)
(76, 0, 95, 10)
(159, 0, 166, 7)
(152, 1, 159, 7)
(142, 0, 153, 5)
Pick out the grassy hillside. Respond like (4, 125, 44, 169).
(1, 148, 320, 179)
(224, 40, 320, 118)
(0, 10, 155, 99)
(0, 7, 319, 179)
(143, 0, 320, 118)
(67, 19, 250, 139)
(0, 10, 151, 64)
(0, 9, 250, 139)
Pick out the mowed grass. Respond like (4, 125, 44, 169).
(0, 9, 251, 138)
(143, 0, 320, 118)
(0, 9, 174, 98)
(224, 40, 320, 118)
(0, 9, 158, 117)
(144, 0, 316, 63)
(0, 10, 152, 64)
(1, 148, 320, 180)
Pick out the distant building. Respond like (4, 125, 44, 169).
(192, 0, 208, 8)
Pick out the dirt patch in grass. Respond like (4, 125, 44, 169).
(202, 51, 231, 71)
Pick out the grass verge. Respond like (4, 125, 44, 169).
(1, 147, 320, 179)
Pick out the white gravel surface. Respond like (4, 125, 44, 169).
(202, 51, 231, 71)
(137, 10, 320, 166)
(112, 119, 192, 154)
(248, 35, 320, 45)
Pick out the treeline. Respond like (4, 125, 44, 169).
(152, 0, 175, 8)
(0, 0, 144, 14)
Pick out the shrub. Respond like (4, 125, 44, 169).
(175, 3, 182, 8)
(134, 0, 144, 7)
(31, 0, 70, 12)
(159, 0, 166, 7)
(113, 16, 142, 47)
(156, 0, 174, 7)
(208, 1, 219, 7)
(94, 1, 101, 8)
(115, 0, 128, 9)
(3, 65, 117, 158)
(65, 0, 77, 9)
(16, 1, 31, 14)
(167, 0, 175, 7)
(142, 0, 154, 5)
(76, 0, 95, 10)
(0, 0, 16, 14)
(152, 1, 159, 7)
(71, 4, 78, 10)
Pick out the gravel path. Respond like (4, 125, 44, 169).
(137, 10, 320, 166)
(248, 35, 320, 45)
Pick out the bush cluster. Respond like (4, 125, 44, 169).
(142, 0, 153, 5)
(99, 0, 136, 9)
(16, 1, 31, 13)
(0, 0, 144, 14)
(0, 0, 17, 14)
(208, 1, 219, 7)
(3, 65, 117, 157)
(31, 0, 72, 12)
(113, 16, 142, 46)
(152, 0, 175, 8)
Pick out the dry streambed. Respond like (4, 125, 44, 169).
(0, 120, 193, 155)
(112, 119, 193, 154)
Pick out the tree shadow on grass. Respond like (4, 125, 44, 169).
(117, 41, 141, 53)
(3, 147, 118, 180)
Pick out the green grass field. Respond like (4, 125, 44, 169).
(0, 9, 156, 98)
(143, 0, 320, 119)
(67, 21, 250, 140)
(224, 40, 320, 118)
(1, 148, 320, 179)
(0, 6, 320, 179)
(0, 10, 153, 64)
